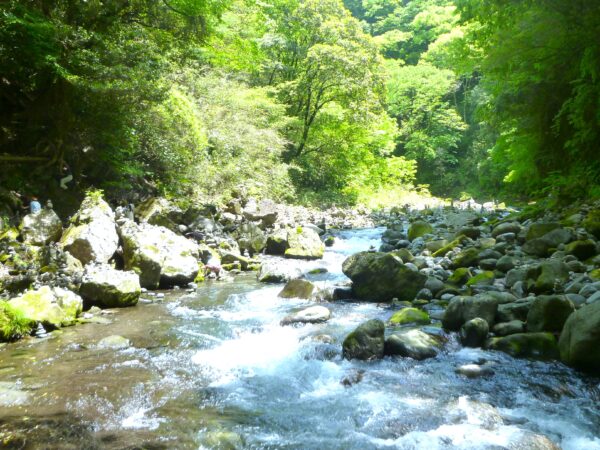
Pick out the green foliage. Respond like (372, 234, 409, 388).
(0, 301, 34, 342)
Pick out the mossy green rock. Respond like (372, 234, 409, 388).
(466, 271, 495, 286)
(526, 222, 561, 241)
(342, 252, 426, 302)
(408, 220, 433, 241)
(389, 308, 430, 326)
(278, 279, 315, 299)
(9, 286, 81, 329)
(0, 301, 34, 341)
(384, 329, 442, 360)
(527, 295, 574, 332)
(284, 227, 325, 260)
(265, 228, 289, 255)
(391, 248, 414, 263)
(564, 239, 597, 260)
(442, 295, 498, 331)
(452, 247, 480, 268)
(448, 268, 471, 285)
(582, 209, 600, 239)
(486, 332, 559, 359)
(432, 235, 468, 257)
(526, 260, 570, 294)
(79, 265, 140, 308)
(559, 301, 600, 373)
(590, 269, 600, 281)
(342, 319, 385, 360)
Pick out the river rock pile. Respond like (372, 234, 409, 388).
(341, 203, 600, 375)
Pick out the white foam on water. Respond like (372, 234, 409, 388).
(121, 407, 163, 430)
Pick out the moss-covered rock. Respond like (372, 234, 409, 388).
(590, 268, 600, 282)
(265, 228, 289, 255)
(79, 265, 140, 308)
(442, 295, 498, 331)
(342, 252, 426, 302)
(485, 332, 559, 359)
(466, 271, 495, 287)
(527, 260, 570, 294)
(526, 222, 561, 241)
(460, 317, 489, 348)
(448, 268, 472, 285)
(0, 301, 34, 341)
(280, 305, 331, 325)
(491, 222, 522, 238)
(583, 209, 600, 239)
(9, 286, 82, 329)
(284, 227, 325, 260)
(389, 308, 430, 326)
(559, 301, 600, 373)
(408, 220, 433, 241)
(278, 279, 315, 299)
(564, 239, 597, 260)
(452, 247, 480, 268)
(527, 295, 574, 332)
(432, 235, 468, 257)
(342, 319, 385, 360)
(384, 329, 442, 360)
(391, 248, 414, 263)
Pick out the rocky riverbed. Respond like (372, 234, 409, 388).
(0, 193, 599, 448)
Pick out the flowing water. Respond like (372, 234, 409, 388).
(1, 228, 599, 449)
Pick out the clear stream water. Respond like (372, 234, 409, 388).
(1, 228, 599, 449)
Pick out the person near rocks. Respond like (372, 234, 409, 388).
(59, 163, 73, 190)
(204, 255, 222, 278)
(29, 196, 42, 214)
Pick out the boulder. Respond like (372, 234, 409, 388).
(496, 300, 533, 323)
(242, 199, 278, 226)
(342, 319, 385, 360)
(280, 306, 331, 326)
(389, 308, 430, 326)
(492, 320, 525, 336)
(523, 228, 573, 257)
(452, 248, 480, 268)
(442, 295, 498, 331)
(235, 222, 267, 256)
(460, 317, 489, 347)
(526, 260, 570, 294)
(79, 265, 140, 308)
(526, 295, 574, 332)
(466, 271, 495, 286)
(583, 209, 600, 239)
(119, 220, 199, 289)
(491, 222, 522, 238)
(9, 286, 82, 329)
(278, 279, 315, 299)
(342, 252, 426, 302)
(135, 197, 182, 232)
(60, 193, 118, 265)
(564, 239, 597, 260)
(526, 222, 561, 241)
(485, 332, 559, 359)
(20, 209, 63, 245)
(0, 301, 34, 341)
(285, 227, 325, 260)
(265, 228, 289, 255)
(407, 220, 433, 241)
(559, 301, 600, 373)
(384, 329, 442, 360)
(257, 260, 302, 283)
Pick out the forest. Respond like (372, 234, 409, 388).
(1, 0, 599, 207)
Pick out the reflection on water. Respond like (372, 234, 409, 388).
(0, 228, 599, 449)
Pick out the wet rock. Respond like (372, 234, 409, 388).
(496, 300, 533, 323)
(442, 295, 498, 331)
(285, 227, 325, 260)
(342, 319, 385, 360)
(508, 431, 561, 450)
(564, 239, 597, 260)
(452, 247, 480, 268)
(60, 193, 118, 265)
(341, 369, 365, 387)
(384, 329, 442, 360)
(342, 252, 426, 302)
(98, 335, 130, 349)
(486, 332, 559, 359)
(9, 286, 82, 329)
(559, 300, 600, 373)
(201, 430, 245, 450)
(119, 220, 199, 289)
(492, 320, 525, 336)
(389, 307, 430, 326)
(257, 261, 302, 283)
(278, 279, 315, 299)
(448, 267, 471, 285)
(455, 363, 494, 378)
(460, 317, 489, 347)
(324, 236, 335, 247)
(496, 255, 516, 273)
(407, 220, 433, 241)
(79, 265, 140, 308)
(491, 222, 522, 238)
(20, 209, 63, 245)
(527, 295, 575, 332)
(280, 305, 331, 325)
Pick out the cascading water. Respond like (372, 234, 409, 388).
(0, 228, 599, 449)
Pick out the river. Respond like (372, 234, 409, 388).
(1, 228, 599, 449)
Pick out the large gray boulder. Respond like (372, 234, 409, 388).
(342, 252, 426, 302)
(79, 265, 140, 308)
(442, 295, 498, 331)
(342, 319, 385, 360)
(60, 194, 118, 265)
(9, 286, 82, 329)
(20, 209, 63, 245)
(527, 295, 574, 332)
(119, 220, 199, 289)
(285, 227, 325, 260)
(235, 222, 267, 256)
(242, 199, 278, 227)
(257, 260, 302, 283)
(384, 329, 442, 360)
(135, 197, 183, 232)
(559, 301, 600, 373)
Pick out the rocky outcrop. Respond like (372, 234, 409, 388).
(342, 319, 385, 360)
(79, 265, 140, 308)
(119, 220, 199, 289)
(284, 227, 325, 260)
(60, 194, 118, 265)
(342, 252, 426, 302)
(20, 209, 63, 245)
